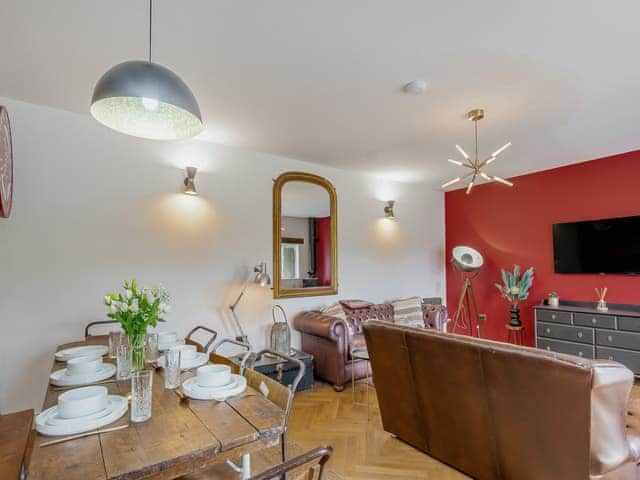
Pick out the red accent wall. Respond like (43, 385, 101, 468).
(315, 217, 331, 286)
(445, 150, 640, 345)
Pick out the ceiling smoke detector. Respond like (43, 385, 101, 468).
(402, 79, 428, 95)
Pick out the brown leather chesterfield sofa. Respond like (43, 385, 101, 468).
(363, 320, 640, 480)
(293, 302, 447, 391)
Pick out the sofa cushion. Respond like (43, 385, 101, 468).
(340, 299, 374, 310)
(392, 296, 423, 327)
(320, 302, 353, 338)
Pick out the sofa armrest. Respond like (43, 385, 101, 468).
(293, 311, 348, 343)
(422, 304, 448, 330)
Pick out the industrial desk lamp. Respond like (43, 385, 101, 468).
(229, 262, 271, 347)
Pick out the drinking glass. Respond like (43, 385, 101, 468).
(145, 333, 159, 363)
(131, 370, 153, 422)
(116, 344, 132, 380)
(164, 347, 181, 389)
(108, 330, 122, 359)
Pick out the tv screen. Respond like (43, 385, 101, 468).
(553, 215, 640, 274)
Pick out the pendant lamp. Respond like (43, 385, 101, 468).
(90, 0, 202, 140)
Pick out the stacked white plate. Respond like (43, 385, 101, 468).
(182, 364, 247, 401)
(50, 354, 116, 387)
(55, 345, 108, 362)
(36, 386, 128, 436)
(157, 344, 208, 370)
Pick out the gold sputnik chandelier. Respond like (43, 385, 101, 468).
(441, 109, 513, 194)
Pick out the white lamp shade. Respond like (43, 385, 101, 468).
(452, 246, 484, 272)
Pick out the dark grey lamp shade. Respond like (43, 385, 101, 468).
(90, 60, 202, 140)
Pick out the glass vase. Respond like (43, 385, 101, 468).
(128, 333, 146, 371)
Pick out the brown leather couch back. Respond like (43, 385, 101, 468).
(363, 320, 637, 480)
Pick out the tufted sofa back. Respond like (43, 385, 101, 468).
(342, 303, 447, 335)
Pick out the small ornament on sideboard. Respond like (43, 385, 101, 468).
(595, 287, 608, 312)
(548, 292, 559, 308)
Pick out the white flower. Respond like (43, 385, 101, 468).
(119, 302, 129, 313)
(163, 304, 171, 313)
(130, 299, 139, 313)
(159, 302, 168, 313)
(145, 292, 155, 304)
(109, 304, 118, 314)
(104, 295, 112, 306)
(125, 289, 133, 299)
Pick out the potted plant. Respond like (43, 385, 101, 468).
(104, 279, 170, 370)
(548, 292, 559, 308)
(495, 265, 535, 327)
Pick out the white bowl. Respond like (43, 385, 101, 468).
(158, 331, 177, 346)
(174, 344, 197, 361)
(66, 356, 103, 376)
(57, 386, 108, 419)
(197, 364, 231, 387)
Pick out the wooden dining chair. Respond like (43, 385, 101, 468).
(208, 338, 251, 374)
(244, 350, 305, 464)
(248, 446, 332, 480)
(185, 326, 218, 353)
(84, 320, 120, 339)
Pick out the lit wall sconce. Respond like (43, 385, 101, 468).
(183, 166, 198, 195)
(384, 200, 396, 219)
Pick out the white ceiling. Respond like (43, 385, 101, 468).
(2, 1, 640, 188)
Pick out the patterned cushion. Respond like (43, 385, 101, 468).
(320, 302, 354, 338)
(340, 299, 374, 311)
(392, 296, 424, 327)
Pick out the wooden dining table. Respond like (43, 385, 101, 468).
(28, 337, 286, 480)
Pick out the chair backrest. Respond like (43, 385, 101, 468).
(248, 446, 332, 480)
(207, 338, 251, 375)
(184, 325, 218, 353)
(364, 319, 635, 480)
(246, 350, 305, 432)
(84, 320, 120, 338)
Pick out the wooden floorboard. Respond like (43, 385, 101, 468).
(287, 382, 470, 480)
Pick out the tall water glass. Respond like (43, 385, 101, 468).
(131, 370, 153, 422)
(145, 333, 159, 363)
(164, 347, 181, 389)
(116, 344, 132, 380)
(108, 330, 122, 359)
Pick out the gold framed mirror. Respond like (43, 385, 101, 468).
(273, 172, 338, 298)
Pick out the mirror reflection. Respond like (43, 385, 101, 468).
(280, 181, 331, 290)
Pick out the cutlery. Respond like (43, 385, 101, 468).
(40, 424, 129, 447)
(52, 379, 117, 391)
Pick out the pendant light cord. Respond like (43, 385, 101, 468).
(148, 0, 153, 62)
(474, 118, 479, 166)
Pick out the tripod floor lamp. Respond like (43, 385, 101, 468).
(451, 246, 484, 337)
(229, 262, 271, 347)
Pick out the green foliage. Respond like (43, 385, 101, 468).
(495, 265, 535, 304)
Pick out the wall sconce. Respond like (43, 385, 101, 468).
(384, 200, 396, 219)
(183, 166, 198, 195)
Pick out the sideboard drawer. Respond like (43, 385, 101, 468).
(573, 313, 615, 329)
(595, 329, 640, 351)
(537, 322, 594, 344)
(618, 316, 640, 333)
(538, 338, 595, 359)
(596, 347, 640, 371)
(535, 309, 572, 324)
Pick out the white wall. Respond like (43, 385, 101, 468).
(0, 97, 445, 412)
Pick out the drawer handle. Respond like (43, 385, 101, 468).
(608, 356, 614, 360)
(578, 351, 584, 357)
(577, 332, 583, 338)
(546, 328, 551, 334)
(608, 335, 613, 342)
(592, 318, 597, 324)
(551, 314, 556, 320)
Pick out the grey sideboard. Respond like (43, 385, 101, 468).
(534, 301, 640, 375)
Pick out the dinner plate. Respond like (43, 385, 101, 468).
(158, 339, 185, 351)
(182, 374, 247, 401)
(157, 352, 208, 370)
(36, 395, 127, 436)
(46, 397, 120, 427)
(55, 345, 108, 362)
(49, 363, 116, 387)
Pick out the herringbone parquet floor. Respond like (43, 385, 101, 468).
(287, 382, 470, 480)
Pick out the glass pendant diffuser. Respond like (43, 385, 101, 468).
(90, 1, 202, 140)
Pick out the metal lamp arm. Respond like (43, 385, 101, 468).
(228, 273, 254, 345)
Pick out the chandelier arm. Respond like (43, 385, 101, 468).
(478, 155, 496, 169)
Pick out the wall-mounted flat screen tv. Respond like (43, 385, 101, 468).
(553, 215, 640, 274)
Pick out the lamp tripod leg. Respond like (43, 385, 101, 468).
(452, 279, 470, 333)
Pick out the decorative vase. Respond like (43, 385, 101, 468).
(509, 304, 522, 327)
(128, 333, 146, 371)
